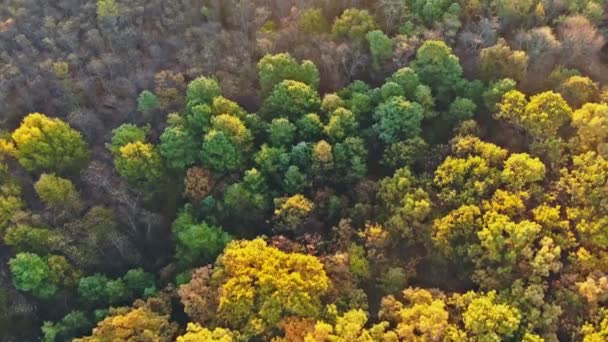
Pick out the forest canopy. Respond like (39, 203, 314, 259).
(2, 0, 608, 341)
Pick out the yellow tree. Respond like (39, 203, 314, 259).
(9, 113, 88, 174)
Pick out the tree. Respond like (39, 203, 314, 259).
(461, 291, 521, 341)
(496, 90, 572, 140)
(78, 274, 110, 306)
(411, 40, 464, 104)
(123, 268, 156, 297)
(296, 114, 324, 141)
(105, 279, 130, 305)
(159, 125, 198, 171)
(268, 118, 296, 147)
(298, 8, 329, 34)
(3, 224, 61, 254)
(325, 107, 359, 142)
(382, 288, 461, 340)
(333, 137, 368, 185)
(254, 145, 291, 184)
(480, 39, 528, 83)
(580, 308, 608, 341)
(172, 211, 232, 266)
(483, 78, 516, 112)
(74, 306, 177, 342)
(137, 90, 160, 114)
(177, 323, 235, 342)
(502, 153, 546, 190)
(274, 194, 314, 232)
(184, 167, 215, 203)
(282, 166, 310, 194)
(381, 137, 429, 171)
(262, 80, 321, 121)
(373, 97, 424, 144)
(9, 253, 57, 299)
(201, 131, 243, 173)
(108, 124, 148, 156)
(332, 9, 379, 41)
(222, 169, 272, 224)
(34, 173, 81, 212)
(186, 76, 221, 105)
(114, 141, 164, 186)
(434, 155, 501, 207)
(366, 30, 394, 69)
(214, 239, 329, 336)
(571, 103, 608, 156)
(557, 75, 600, 109)
(258, 53, 320, 94)
(42, 311, 92, 342)
(304, 309, 392, 340)
(10, 113, 88, 174)
(378, 167, 432, 240)
(447, 97, 476, 123)
(97, 0, 119, 19)
(388, 67, 421, 97)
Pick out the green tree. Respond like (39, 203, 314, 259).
(373, 97, 424, 144)
(366, 30, 394, 69)
(332, 9, 379, 41)
(262, 80, 321, 121)
(223, 169, 272, 224)
(172, 211, 232, 266)
(42, 311, 92, 342)
(447, 97, 476, 123)
(123, 268, 156, 296)
(34, 173, 81, 212)
(137, 90, 160, 114)
(105, 279, 130, 305)
(254, 145, 290, 186)
(388, 67, 421, 97)
(258, 53, 320, 94)
(186, 76, 221, 105)
(411, 40, 464, 104)
(325, 107, 359, 142)
(78, 274, 110, 306)
(201, 131, 243, 173)
(296, 114, 324, 141)
(159, 125, 198, 171)
(381, 137, 429, 171)
(282, 166, 310, 194)
(268, 118, 296, 147)
(9, 253, 57, 299)
(333, 137, 367, 185)
(10, 113, 88, 174)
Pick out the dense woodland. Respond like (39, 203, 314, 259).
(2, 0, 608, 341)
